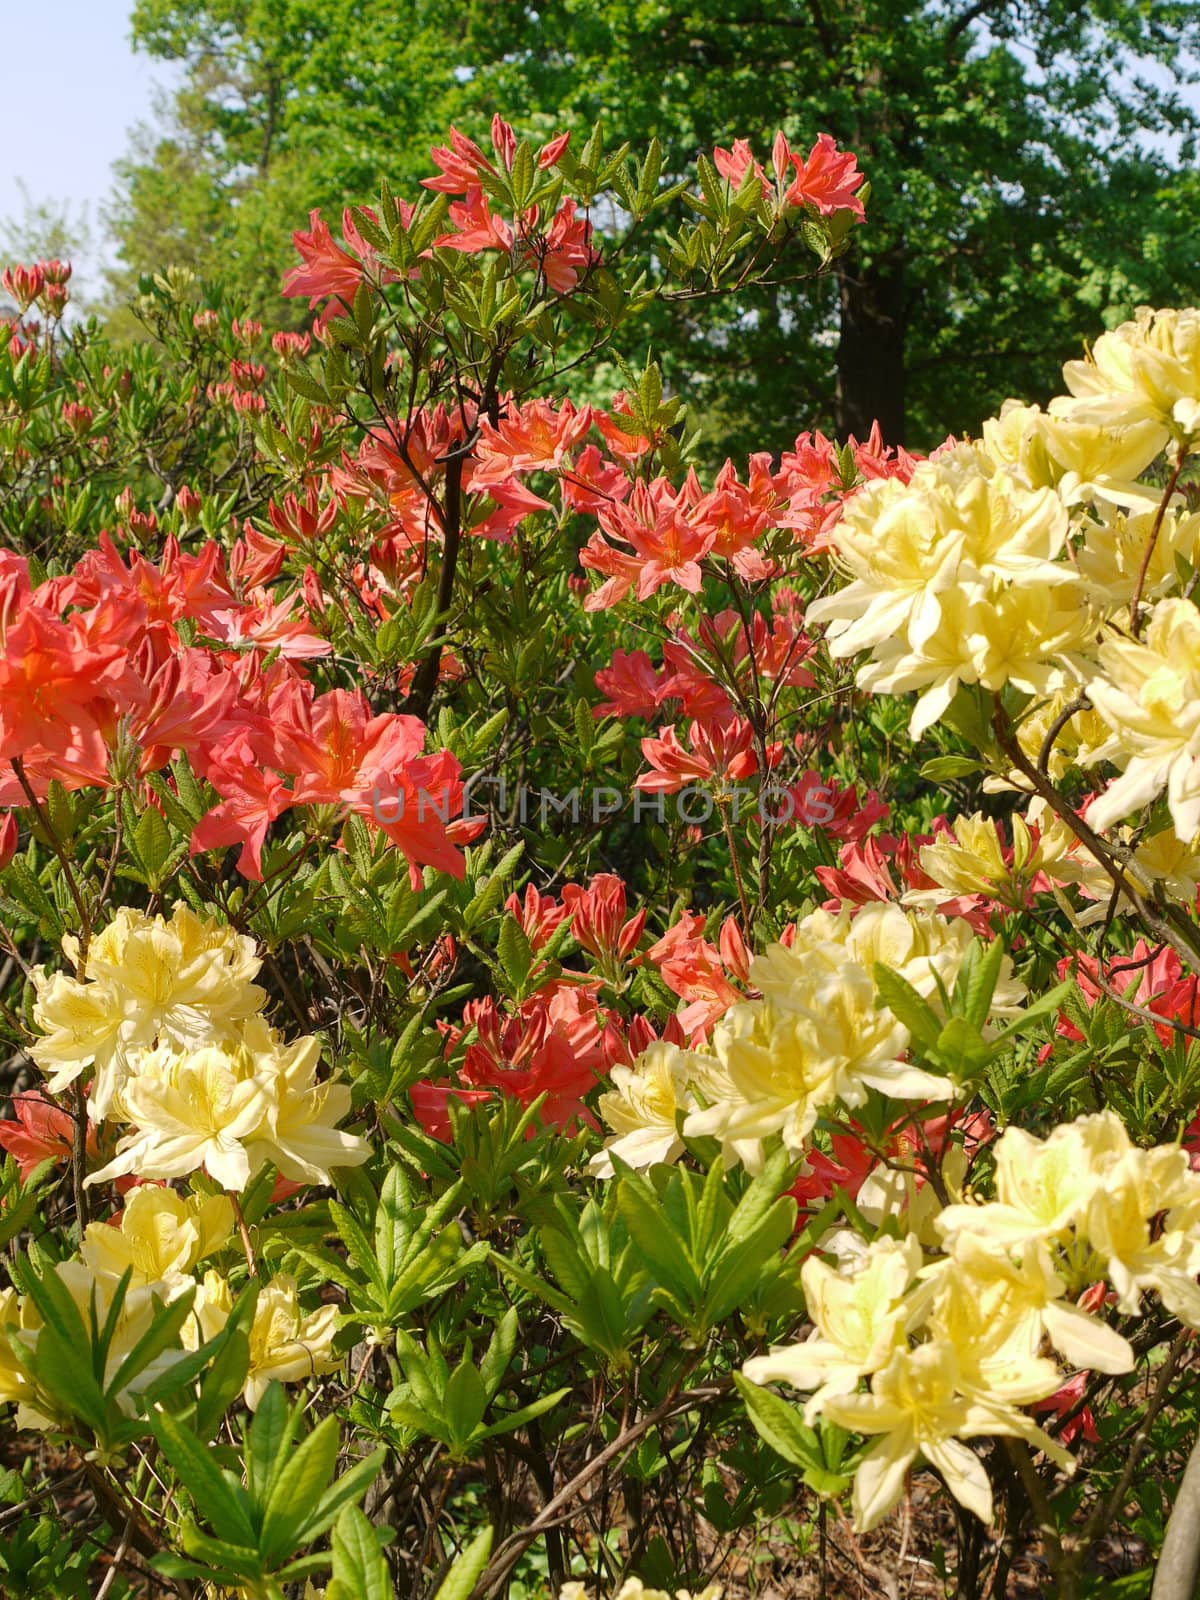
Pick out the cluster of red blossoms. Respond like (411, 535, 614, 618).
(0, 526, 477, 885)
(410, 871, 773, 1138)
(1, 257, 71, 320)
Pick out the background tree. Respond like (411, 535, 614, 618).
(108, 0, 1200, 453)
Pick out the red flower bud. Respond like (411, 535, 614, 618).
(0, 811, 18, 871)
(1, 263, 44, 313)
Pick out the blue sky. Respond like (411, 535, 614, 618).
(0, 0, 179, 286)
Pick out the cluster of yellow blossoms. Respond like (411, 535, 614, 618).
(744, 1110, 1200, 1532)
(592, 902, 1024, 1177)
(811, 305, 1200, 851)
(0, 1186, 342, 1418)
(0, 906, 370, 1422)
(30, 904, 370, 1191)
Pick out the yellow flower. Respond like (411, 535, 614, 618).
(181, 1269, 234, 1352)
(591, 1042, 696, 1177)
(932, 1234, 1133, 1380)
(0, 1289, 34, 1408)
(1077, 504, 1200, 609)
(560, 1580, 722, 1600)
(937, 1112, 1130, 1248)
(28, 970, 125, 1101)
(1011, 693, 1112, 787)
(31, 904, 266, 1119)
(1086, 597, 1200, 840)
(1056, 306, 1200, 446)
(820, 1340, 1070, 1532)
(246, 1033, 370, 1186)
(860, 581, 1091, 737)
(742, 1235, 921, 1421)
(811, 453, 1072, 657)
(911, 812, 1058, 909)
(683, 999, 848, 1163)
(84, 1042, 270, 1192)
(756, 902, 1024, 1028)
(84, 1019, 366, 1193)
(983, 400, 1165, 509)
(80, 1186, 234, 1287)
(244, 1274, 341, 1410)
(1085, 1145, 1200, 1323)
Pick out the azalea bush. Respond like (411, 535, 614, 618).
(1, 110, 1200, 1600)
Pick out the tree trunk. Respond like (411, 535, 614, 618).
(834, 250, 907, 445)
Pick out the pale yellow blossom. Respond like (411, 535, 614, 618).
(244, 1273, 341, 1410)
(1086, 597, 1200, 840)
(1055, 306, 1200, 445)
(590, 1043, 696, 1177)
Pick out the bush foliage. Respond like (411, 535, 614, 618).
(1, 113, 1200, 1600)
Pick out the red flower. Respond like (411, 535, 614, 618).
(0, 1092, 96, 1180)
(532, 199, 600, 293)
(471, 398, 592, 485)
(434, 187, 514, 254)
(282, 209, 366, 306)
(505, 884, 569, 952)
(594, 649, 662, 719)
(1033, 1373, 1099, 1445)
(191, 732, 294, 881)
(458, 985, 607, 1128)
(783, 133, 867, 219)
(561, 874, 645, 969)
(636, 718, 761, 794)
(409, 1081, 493, 1142)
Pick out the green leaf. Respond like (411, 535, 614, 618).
(328, 1506, 390, 1600)
(152, 1408, 257, 1548)
(479, 1386, 571, 1441)
(31, 1322, 110, 1436)
(291, 1448, 386, 1550)
(432, 1525, 493, 1600)
(615, 1168, 701, 1305)
(245, 1382, 296, 1506)
(873, 963, 944, 1050)
(132, 805, 173, 884)
(919, 755, 981, 781)
(478, 1306, 518, 1401)
(106, 1284, 197, 1401)
(726, 1148, 795, 1245)
(733, 1374, 823, 1473)
(193, 1284, 259, 1439)
(330, 1200, 385, 1293)
(443, 1359, 489, 1450)
(375, 1164, 412, 1287)
(496, 915, 533, 996)
(259, 1415, 341, 1562)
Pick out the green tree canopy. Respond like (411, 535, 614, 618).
(108, 0, 1200, 452)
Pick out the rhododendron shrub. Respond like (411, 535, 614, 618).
(1, 111, 1199, 1600)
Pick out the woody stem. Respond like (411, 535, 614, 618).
(230, 1194, 258, 1277)
(1129, 448, 1188, 637)
(717, 797, 753, 939)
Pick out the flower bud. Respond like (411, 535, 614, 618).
(40, 282, 69, 319)
(271, 329, 311, 362)
(0, 812, 17, 871)
(175, 484, 202, 525)
(1, 263, 44, 313)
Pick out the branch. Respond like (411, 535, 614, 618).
(945, 0, 1014, 51)
(1153, 1405, 1200, 1600)
(470, 1380, 730, 1599)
